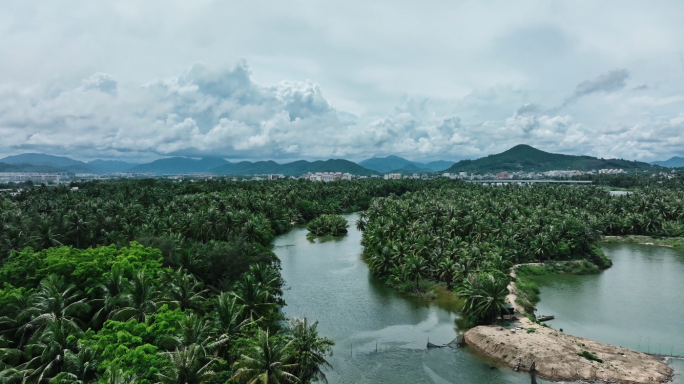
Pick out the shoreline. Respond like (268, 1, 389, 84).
(602, 235, 684, 249)
(464, 263, 675, 383)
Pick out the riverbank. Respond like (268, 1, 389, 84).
(602, 235, 684, 249)
(468, 261, 675, 383)
(465, 323, 674, 383)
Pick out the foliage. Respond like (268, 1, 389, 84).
(445, 144, 657, 174)
(359, 182, 684, 324)
(577, 350, 603, 363)
(306, 214, 349, 237)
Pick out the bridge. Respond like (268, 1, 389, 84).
(466, 179, 592, 185)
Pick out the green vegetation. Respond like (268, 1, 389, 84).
(0, 178, 447, 383)
(359, 183, 684, 325)
(601, 235, 684, 249)
(445, 144, 659, 174)
(306, 214, 349, 236)
(577, 350, 603, 363)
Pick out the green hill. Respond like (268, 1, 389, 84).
(211, 159, 376, 176)
(445, 144, 660, 174)
(359, 155, 454, 173)
(651, 156, 684, 168)
(127, 157, 230, 175)
(0, 162, 65, 173)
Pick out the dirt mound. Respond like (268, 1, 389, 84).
(465, 323, 673, 383)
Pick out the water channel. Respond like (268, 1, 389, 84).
(274, 213, 683, 383)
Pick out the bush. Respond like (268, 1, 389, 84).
(577, 350, 603, 363)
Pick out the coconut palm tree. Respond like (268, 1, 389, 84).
(232, 275, 277, 324)
(232, 330, 299, 384)
(157, 345, 217, 384)
(110, 271, 158, 323)
(160, 269, 208, 313)
(456, 274, 509, 324)
(288, 318, 333, 383)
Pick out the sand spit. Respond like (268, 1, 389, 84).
(464, 323, 673, 383)
(466, 263, 674, 383)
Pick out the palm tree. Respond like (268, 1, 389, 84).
(32, 221, 63, 250)
(157, 345, 217, 384)
(18, 275, 90, 332)
(211, 293, 252, 361)
(232, 275, 277, 324)
(232, 330, 299, 384)
(100, 365, 138, 384)
(456, 274, 509, 324)
(288, 318, 333, 383)
(18, 318, 84, 383)
(50, 345, 99, 384)
(110, 271, 158, 322)
(160, 269, 208, 313)
(64, 212, 89, 249)
(161, 314, 215, 351)
(89, 266, 127, 328)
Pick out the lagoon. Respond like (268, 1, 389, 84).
(275, 213, 552, 383)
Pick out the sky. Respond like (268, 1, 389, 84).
(1, 1, 683, 163)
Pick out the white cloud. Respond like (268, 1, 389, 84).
(1, 1, 684, 162)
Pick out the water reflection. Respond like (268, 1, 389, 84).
(275, 213, 557, 383)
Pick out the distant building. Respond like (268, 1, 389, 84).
(384, 173, 402, 180)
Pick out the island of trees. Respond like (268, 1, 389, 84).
(306, 214, 349, 237)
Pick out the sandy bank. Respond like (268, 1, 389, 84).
(466, 264, 674, 383)
(465, 323, 673, 383)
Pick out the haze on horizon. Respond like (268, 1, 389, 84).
(1, 1, 683, 164)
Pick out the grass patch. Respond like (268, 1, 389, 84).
(526, 328, 536, 334)
(577, 350, 603, 363)
(517, 259, 606, 277)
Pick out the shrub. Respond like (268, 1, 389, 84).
(577, 350, 603, 363)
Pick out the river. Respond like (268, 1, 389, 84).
(532, 242, 684, 383)
(275, 213, 551, 383)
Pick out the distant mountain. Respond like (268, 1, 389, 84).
(0, 162, 65, 173)
(388, 164, 433, 174)
(1, 153, 87, 168)
(424, 160, 455, 172)
(359, 155, 454, 173)
(88, 159, 139, 173)
(445, 144, 659, 174)
(212, 159, 376, 176)
(651, 156, 684, 168)
(127, 157, 231, 175)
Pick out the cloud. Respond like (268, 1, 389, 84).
(0, 59, 683, 163)
(80, 73, 118, 95)
(554, 69, 629, 112)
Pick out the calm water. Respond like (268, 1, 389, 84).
(533, 243, 684, 383)
(275, 213, 549, 384)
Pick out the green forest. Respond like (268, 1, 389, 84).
(0, 179, 440, 383)
(358, 183, 684, 325)
(2, 176, 684, 382)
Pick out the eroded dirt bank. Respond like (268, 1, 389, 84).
(465, 322, 674, 383)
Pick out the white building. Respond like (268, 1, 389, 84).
(383, 173, 402, 180)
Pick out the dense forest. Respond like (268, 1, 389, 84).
(0, 178, 443, 383)
(358, 183, 684, 325)
(2, 176, 684, 381)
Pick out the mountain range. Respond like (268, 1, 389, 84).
(359, 155, 454, 173)
(0, 146, 674, 177)
(651, 156, 684, 168)
(445, 144, 659, 174)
